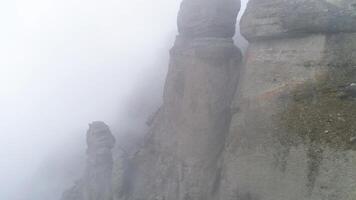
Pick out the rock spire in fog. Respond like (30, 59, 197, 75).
(84, 121, 115, 200)
(122, 0, 243, 199)
(61, 122, 115, 200)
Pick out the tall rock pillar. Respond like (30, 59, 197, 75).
(168, 0, 242, 199)
(126, 0, 242, 200)
(83, 121, 115, 200)
(61, 121, 115, 200)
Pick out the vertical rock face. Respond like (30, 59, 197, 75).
(84, 121, 115, 200)
(61, 122, 115, 200)
(121, 0, 242, 200)
(177, 0, 241, 38)
(218, 0, 356, 199)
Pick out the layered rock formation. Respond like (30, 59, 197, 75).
(241, 0, 356, 40)
(62, 122, 116, 200)
(218, 0, 356, 199)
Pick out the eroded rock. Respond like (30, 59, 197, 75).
(123, 0, 243, 200)
(241, 0, 356, 41)
(178, 0, 240, 38)
(219, 0, 356, 199)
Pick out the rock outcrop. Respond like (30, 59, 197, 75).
(218, 0, 356, 199)
(61, 122, 116, 200)
(177, 0, 241, 38)
(241, 0, 356, 40)
(118, 0, 242, 200)
(62, 1, 356, 200)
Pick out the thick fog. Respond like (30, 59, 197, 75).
(0, 0, 247, 199)
(0, 0, 180, 199)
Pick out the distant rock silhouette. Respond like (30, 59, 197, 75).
(61, 121, 115, 200)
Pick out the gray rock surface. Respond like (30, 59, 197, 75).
(218, 0, 356, 199)
(84, 121, 115, 200)
(61, 181, 84, 200)
(61, 122, 116, 200)
(118, 0, 243, 200)
(241, 0, 356, 41)
(178, 0, 241, 38)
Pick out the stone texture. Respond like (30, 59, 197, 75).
(118, 0, 243, 199)
(241, 0, 356, 41)
(219, 35, 328, 200)
(217, 0, 356, 199)
(125, 37, 242, 200)
(178, 0, 241, 38)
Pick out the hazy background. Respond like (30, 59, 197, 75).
(0, 0, 247, 199)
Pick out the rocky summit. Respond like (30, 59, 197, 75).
(177, 0, 241, 38)
(63, 0, 356, 200)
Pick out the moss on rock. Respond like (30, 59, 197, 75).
(279, 63, 356, 151)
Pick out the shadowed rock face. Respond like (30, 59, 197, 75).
(178, 0, 241, 38)
(86, 122, 115, 158)
(241, 0, 356, 41)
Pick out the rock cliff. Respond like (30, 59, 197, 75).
(219, 0, 356, 199)
(121, 0, 242, 199)
(63, 0, 356, 200)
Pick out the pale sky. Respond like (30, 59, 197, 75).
(0, 0, 247, 199)
(0, 1, 180, 199)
